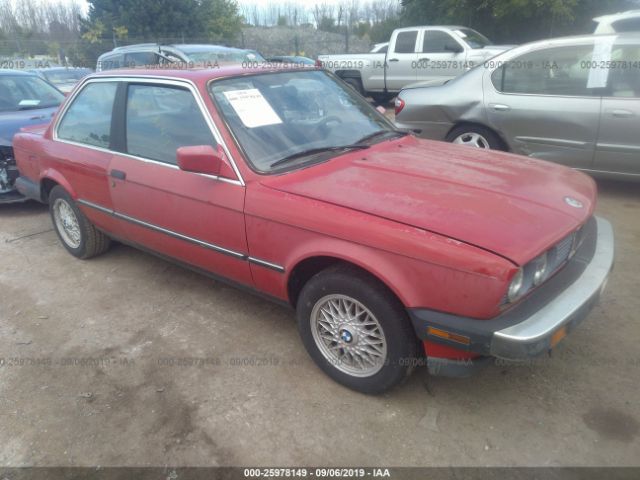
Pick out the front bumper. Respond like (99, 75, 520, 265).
(409, 216, 614, 360)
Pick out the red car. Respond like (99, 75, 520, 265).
(13, 67, 614, 393)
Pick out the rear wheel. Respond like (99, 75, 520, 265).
(342, 77, 364, 96)
(446, 125, 506, 151)
(296, 265, 419, 394)
(49, 186, 111, 259)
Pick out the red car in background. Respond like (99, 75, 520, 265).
(13, 67, 614, 393)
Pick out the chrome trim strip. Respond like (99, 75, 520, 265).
(490, 217, 614, 358)
(53, 75, 245, 186)
(248, 257, 286, 273)
(77, 198, 285, 272)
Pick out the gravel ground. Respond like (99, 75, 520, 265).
(0, 178, 638, 467)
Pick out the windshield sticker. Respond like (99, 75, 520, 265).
(587, 36, 616, 89)
(18, 99, 41, 106)
(223, 89, 282, 128)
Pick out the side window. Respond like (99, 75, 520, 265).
(99, 54, 123, 71)
(422, 31, 459, 53)
(124, 52, 159, 68)
(607, 44, 640, 97)
(612, 18, 640, 33)
(394, 31, 418, 54)
(125, 84, 217, 165)
(491, 45, 595, 96)
(378, 45, 388, 53)
(57, 82, 117, 148)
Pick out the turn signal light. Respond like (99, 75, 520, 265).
(427, 327, 471, 346)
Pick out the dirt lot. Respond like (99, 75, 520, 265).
(0, 178, 639, 467)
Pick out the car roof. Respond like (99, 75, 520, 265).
(89, 64, 317, 82)
(0, 69, 37, 76)
(169, 44, 248, 53)
(593, 10, 640, 22)
(393, 25, 470, 32)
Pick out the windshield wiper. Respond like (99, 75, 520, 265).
(270, 144, 370, 169)
(354, 129, 407, 144)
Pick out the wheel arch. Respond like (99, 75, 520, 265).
(38, 169, 76, 203)
(286, 254, 407, 310)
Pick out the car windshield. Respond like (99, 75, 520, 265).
(454, 28, 493, 49)
(209, 70, 398, 173)
(0, 75, 64, 112)
(183, 48, 264, 64)
(43, 69, 91, 84)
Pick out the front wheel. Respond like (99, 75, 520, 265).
(296, 265, 419, 394)
(446, 125, 506, 151)
(49, 185, 111, 259)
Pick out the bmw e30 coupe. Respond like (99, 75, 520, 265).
(13, 66, 614, 393)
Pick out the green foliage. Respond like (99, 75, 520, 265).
(400, 0, 638, 43)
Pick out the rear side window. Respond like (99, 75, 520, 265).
(422, 31, 458, 53)
(125, 84, 217, 165)
(124, 52, 159, 68)
(612, 18, 640, 33)
(57, 82, 117, 148)
(98, 54, 123, 71)
(394, 31, 418, 54)
(491, 45, 595, 96)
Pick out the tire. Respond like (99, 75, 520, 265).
(49, 185, 111, 259)
(446, 124, 506, 151)
(296, 265, 419, 394)
(371, 93, 394, 105)
(342, 77, 364, 96)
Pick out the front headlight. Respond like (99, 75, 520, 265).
(533, 253, 548, 286)
(507, 268, 524, 303)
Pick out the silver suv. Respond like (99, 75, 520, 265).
(96, 44, 263, 71)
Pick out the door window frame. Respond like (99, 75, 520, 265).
(53, 75, 244, 186)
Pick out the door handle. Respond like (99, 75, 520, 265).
(490, 104, 511, 112)
(110, 169, 126, 180)
(610, 109, 634, 118)
(388, 58, 399, 62)
(418, 57, 430, 62)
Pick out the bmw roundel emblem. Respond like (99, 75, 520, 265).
(564, 196, 584, 209)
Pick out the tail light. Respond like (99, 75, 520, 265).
(394, 97, 405, 115)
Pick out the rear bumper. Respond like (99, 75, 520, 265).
(409, 216, 614, 361)
(14, 176, 42, 202)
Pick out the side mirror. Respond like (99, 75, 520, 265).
(176, 145, 224, 176)
(445, 43, 464, 54)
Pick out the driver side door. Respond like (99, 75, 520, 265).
(108, 80, 252, 286)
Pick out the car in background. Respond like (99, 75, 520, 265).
(319, 26, 513, 102)
(12, 66, 613, 393)
(96, 44, 265, 71)
(594, 10, 640, 34)
(266, 56, 315, 66)
(370, 42, 388, 53)
(30, 67, 93, 93)
(395, 33, 640, 180)
(0, 70, 64, 203)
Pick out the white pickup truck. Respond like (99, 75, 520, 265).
(319, 25, 514, 102)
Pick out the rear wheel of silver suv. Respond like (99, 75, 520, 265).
(296, 265, 419, 394)
(49, 186, 111, 259)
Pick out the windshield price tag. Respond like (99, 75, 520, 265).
(223, 89, 282, 128)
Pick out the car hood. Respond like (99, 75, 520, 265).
(0, 106, 58, 145)
(260, 136, 596, 265)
